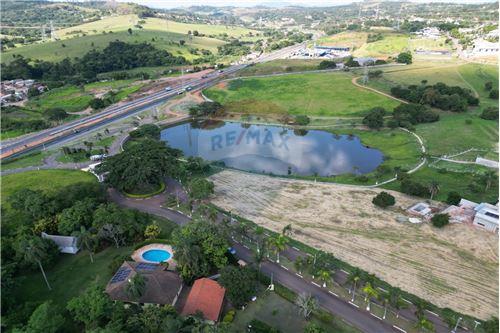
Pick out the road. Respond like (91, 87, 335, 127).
(107, 183, 400, 333)
(0, 43, 305, 160)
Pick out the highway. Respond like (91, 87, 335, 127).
(0, 43, 305, 160)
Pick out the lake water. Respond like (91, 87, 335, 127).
(160, 120, 384, 177)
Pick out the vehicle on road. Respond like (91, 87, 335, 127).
(165, 86, 172, 91)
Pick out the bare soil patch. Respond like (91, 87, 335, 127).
(209, 170, 498, 319)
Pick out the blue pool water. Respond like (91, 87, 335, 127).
(142, 249, 172, 263)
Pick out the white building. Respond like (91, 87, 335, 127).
(471, 39, 499, 55)
(473, 203, 499, 233)
(41, 232, 80, 254)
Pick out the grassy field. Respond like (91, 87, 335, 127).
(409, 37, 453, 52)
(25, 79, 144, 113)
(2, 30, 224, 63)
(210, 170, 499, 319)
(204, 72, 399, 117)
(230, 291, 360, 333)
(1, 169, 97, 207)
(315, 31, 368, 50)
(57, 14, 256, 39)
(237, 59, 323, 76)
(353, 34, 409, 58)
(1, 151, 47, 170)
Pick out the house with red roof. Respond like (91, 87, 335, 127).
(181, 278, 226, 322)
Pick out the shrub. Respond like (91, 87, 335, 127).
(314, 309, 333, 324)
(129, 124, 161, 139)
(344, 57, 360, 67)
(222, 309, 235, 323)
(431, 213, 450, 228)
(317, 60, 337, 70)
(396, 51, 412, 64)
(484, 81, 493, 91)
(480, 107, 499, 120)
(400, 178, 428, 197)
(248, 319, 280, 333)
(372, 191, 396, 208)
(304, 322, 326, 333)
(362, 107, 386, 129)
(294, 115, 310, 126)
(489, 89, 498, 99)
(446, 192, 461, 205)
(44, 108, 68, 121)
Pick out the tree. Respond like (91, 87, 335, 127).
(484, 81, 493, 91)
(67, 284, 114, 329)
(268, 234, 288, 263)
(296, 293, 317, 319)
(219, 266, 257, 307)
(431, 213, 449, 228)
(179, 40, 186, 46)
(372, 191, 395, 208)
(347, 268, 362, 302)
(362, 107, 386, 129)
(187, 178, 214, 200)
(144, 223, 161, 239)
(415, 317, 435, 332)
(282, 223, 293, 236)
(483, 317, 499, 333)
(126, 273, 146, 300)
(75, 226, 97, 263)
(129, 124, 161, 139)
(28, 86, 41, 97)
(344, 57, 360, 67)
(294, 115, 310, 126)
(97, 138, 181, 193)
(379, 292, 390, 319)
(480, 107, 499, 120)
(428, 181, 440, 200)
(489, 89, 498, 99)
(400, 178, 428, 197)
(446, 191, 461, 205)
(396, 51, 412, 64)
(481, 170, 497, 191)
(127, 28, 133, 35)
(388, 287, 406, 318)
(362, 282, 378, 311)
(16, 236, 56, 290)
(318, 269, 331, 287)
(8, 188, 54, 220)
(89, 98, 106, 110)
(44, 108, 68, 121)
(25, 301, 65, 333)
(57, 198, 96, 235)
(317, 60, 336, 70)
(172, 220, 229, 282)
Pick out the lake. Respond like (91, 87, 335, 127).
(160, 120, 384, 177)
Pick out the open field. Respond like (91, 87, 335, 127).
(353, 34, 409, 58)
(1, 169, 97, 207)
(56, 14, 256, 39)
(2, 29, 224, 63)
(315, 31, 368, 50)
(409, 37, 453, 52)
(204, 72, 399, 117)
(231, 291, 360, 333)
(210, 170, 499, 319)
(237, 59, 323, 76)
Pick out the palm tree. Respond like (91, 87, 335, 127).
(379, 292, 390, 319)
(253, 248, 265, 277)
(255, 226, 265, 253)
(294, 257, 305, 274)
(388, 287, 406, 318)
(428, 181, 440, 200)
(362, 282, 379, 311)
(269, 234, 288, 263)
(296, 293, 317, 319)
(318, 269, 331, 288)
(347, 268, 362, 302)
(126, 273, 146, 300)
(75, 226, 96, 263)
(415, 317, 435, 332)
(20, 237, 52, 290)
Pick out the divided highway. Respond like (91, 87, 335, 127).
(0, 43, 305, 160)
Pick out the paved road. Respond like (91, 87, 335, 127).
(107, 186, 400, 333)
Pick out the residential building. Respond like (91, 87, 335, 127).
(473, 202, 499, 233)
(181, 278, 225, 322)
(471, 39, 499, 55)
(105, 261, 183, 305)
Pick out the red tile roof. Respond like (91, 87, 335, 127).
(181, 278, 226, 322)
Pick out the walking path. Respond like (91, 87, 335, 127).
(351, 76, 409, 104)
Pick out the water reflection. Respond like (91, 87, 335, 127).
(160, 120, 384, 176)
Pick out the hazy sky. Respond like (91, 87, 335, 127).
(117, 0, 497, 8)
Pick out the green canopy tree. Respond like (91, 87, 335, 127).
(16, 236, 57, 290)
(97, 138, 181, 193)
(67, 284, 114, 330)
(219, 266, 257, 307)
(126, 273, 147, 300)
(187, 178, 214, 200)
(25, 301, 65, 333)
(268, 234, 288, 263)
(362, 282, 379, 311)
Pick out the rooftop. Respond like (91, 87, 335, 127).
(181, 278, 225, 322)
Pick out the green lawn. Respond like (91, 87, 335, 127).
(205, 72, 399, 117)
(1, 169, 97, 207)
(1, 151, 47, 170)
(12, 246, 133, 309)
(354, 34, 409, 58)
(237, 59, 323, 76)
(230, 291, 360, 333)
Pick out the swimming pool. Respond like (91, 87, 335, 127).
(142, 249, 172, 263)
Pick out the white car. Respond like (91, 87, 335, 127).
(165, 86, 172, 91)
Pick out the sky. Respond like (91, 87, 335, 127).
(116, 0, 497, 8)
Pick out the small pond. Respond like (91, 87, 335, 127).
(160, 120, 384, 177)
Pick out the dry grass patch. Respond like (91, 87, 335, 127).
(209, 170, 498, 319)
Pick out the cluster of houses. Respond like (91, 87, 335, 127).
(0, 79, 46, 105)
(407, 199, 499, 233)
(413, 27, 441, 40)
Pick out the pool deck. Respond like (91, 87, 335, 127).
(132, 243, 177, 270)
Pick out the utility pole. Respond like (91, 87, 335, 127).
(50, 20, 57, 41)
(358, 3, 362, 20)
(362, 65, 369, 85)
(41, 24, 46, 41)
(451, 317, 463, 333)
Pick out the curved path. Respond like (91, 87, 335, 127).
(351, 76, 408, 104)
